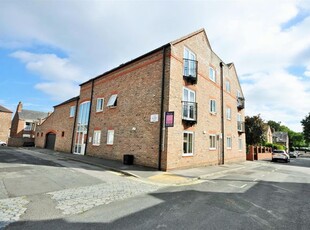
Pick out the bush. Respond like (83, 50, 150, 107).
(263, 143, 285, 150)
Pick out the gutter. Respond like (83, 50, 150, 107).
(84, 79, 95, 155)
(220, 62, 225, 165)
(158, 46, 167, 170)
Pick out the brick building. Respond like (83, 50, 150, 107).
(0, 105, 13, 144)
(35, 29, 246, 170)
(10, 102, 48, 146)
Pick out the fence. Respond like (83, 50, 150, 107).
(246, 145, 272, 161)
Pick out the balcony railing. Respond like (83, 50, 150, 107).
(183, 58, 198, 84)
(182, 101, 197, 125)
(237, 121, 245, 133)
(237, 97, 245, 110)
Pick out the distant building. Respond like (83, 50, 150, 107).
(264, 124, 273, 144)
(9, 102, 48, 146)
(35, 29, 246, 170)
(273, 132, 289, 150)
(0, 105, 13, 144)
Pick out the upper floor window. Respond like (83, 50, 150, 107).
(209, 99, 216, 114)
(237, 90, 242, 98)
(182, 87, 196, 120)
(226, 81, 231, 93)
(183, 48, 197, 78)
(96, 98, 104, 112)
(226, 107, 231, 120)
(107, 94, 118, 107)
(209, 67, 216, 82)
(70, 106, 76, 117)
(24, 122, 32, 131)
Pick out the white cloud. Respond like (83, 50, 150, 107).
(1, 0, 310, 131)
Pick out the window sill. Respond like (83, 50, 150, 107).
(182, 153, 193, 157)
(210, 112, 217, 116)
(209, 148, 216, 151)
(92, 144, 100, 146)
(96, 110, 103, 113)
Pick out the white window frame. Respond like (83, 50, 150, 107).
(227, 136, 232, 149)
(226, 81, 231, 93)
(238, 138, 243, 150)
(237, 90, 242, 98)
(182, 87, 196, 120)
(93, 130, 101, 146)
(24, 122, 32, 131)
(226, 107, 231, 120)
(209, 67, 216, 82)
(96, 98, 104, 112)
(183, 131, 194, 156)
(107, 130, 114, 145)
(210, 99, 216, 114)
(70, 106, 76, 117)
(209, 134, 216, 150)
(183, 47, 196, 77)
(107, 94, 118, 107)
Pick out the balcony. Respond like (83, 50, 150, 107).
(237, 121, 245, 133)
(182, 101, 197, 125)
(237, 97, 245, 110)
(183, 58, 198, 84)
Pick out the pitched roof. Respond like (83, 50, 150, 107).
(19, 109, 48, 121)
(273, 132, 288, 142)
(54, 96, 79, 108)
(0, 105, 12, 113)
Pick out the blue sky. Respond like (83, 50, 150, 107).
(0, 0, 310, 132)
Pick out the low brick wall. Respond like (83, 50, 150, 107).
(247, 145, 272, 161)
(8, 137, 35, 147)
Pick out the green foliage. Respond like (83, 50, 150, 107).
(267, 120, 281, 132)
(263, 142, 285, 150)
(245, 114, 267, 146)
(301, 113, 310, 144)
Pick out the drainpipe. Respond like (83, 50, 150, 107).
(70, 97, 80, 153)
(158, 46, 167, 170)
(84, 79, 95, 155)
(220, 62, 225, 165)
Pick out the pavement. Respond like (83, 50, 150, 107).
(18, 147, 259, 186)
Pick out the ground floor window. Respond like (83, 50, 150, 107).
(227, 137, 232, 149)
(107, 130, 114, 145)
(238, 138, 243, 150)
(183, 131, 194, 156)
(93, 130, 101, 146)
(209, 134, 216, 150)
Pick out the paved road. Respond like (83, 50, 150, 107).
(0, 147, 161, 229)
(1, 147, 310, 229)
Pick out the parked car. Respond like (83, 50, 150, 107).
(272, 150, 290, 163)
(289, 151, 298, 158)
(0, 140, 7, 146)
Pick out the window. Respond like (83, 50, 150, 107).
(24, 122, 32, 131)
(183, 131, 194, 155)
(210, 99, 216, 113)
(107, 94, 118, 107)
(238, 138, 243, 150)
(61, 131, 65, 137)
(226, 81, 231, 93)
(227, 137, 232, 149)
(41, 132, 43, 137)
(182, 87, 196, 120)
(23, 134, 31, 138)
(183, 48, 197, 78)
(209, 134, 216, 150)
(107, 130, 114, 145)
(37, 132, 39, 137)
(226, 107, 231, 120)
(237, 90, 242, 98)
(93, 130, 101, 146)
(70, 106, 76, 117)
(209, 67, 216, 82)
(96, 98, 104, 112)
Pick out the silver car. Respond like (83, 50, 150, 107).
(272, 150, 290, 163)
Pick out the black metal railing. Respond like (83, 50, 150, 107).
(237, 97, 245, 110)
(182, 101, 197, 125)
(237, 121, 245, 133)
(183, 58, 198, 84)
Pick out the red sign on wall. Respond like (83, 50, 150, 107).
(165, 111, 174, 127)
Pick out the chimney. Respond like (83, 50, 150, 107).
(17, 101, 23, 112)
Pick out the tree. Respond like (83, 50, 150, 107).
(267, 120, 281, 132)
(245, 114, 267, 146)
(301, 113, 310, 144)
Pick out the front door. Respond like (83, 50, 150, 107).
(45, 133, 56, 150)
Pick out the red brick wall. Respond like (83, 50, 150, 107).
(35, 100, 77, 152)
(0, 111, 12, 143)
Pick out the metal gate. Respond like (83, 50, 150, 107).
(45, 133, 56, 150)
